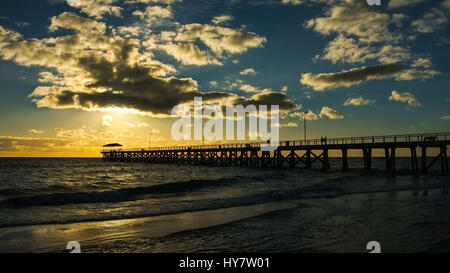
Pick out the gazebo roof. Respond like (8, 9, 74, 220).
(102, 143, 123, 147)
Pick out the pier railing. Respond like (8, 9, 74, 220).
(102, 132, 450, 153)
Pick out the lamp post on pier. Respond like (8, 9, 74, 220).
(148, 131, 154, 149)
(304, 111, 309, 141)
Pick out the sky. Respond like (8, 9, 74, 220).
(0, 0, 449, 157)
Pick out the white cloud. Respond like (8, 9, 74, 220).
(240, 84, 263, 93)
(412, 8, 448, 33)
(240, 68, 257, 75)
(212, 15, 233, 25)
(441, 115, 450, 120)
(289, 111, 319, 121)
(279, 122, 298, 128)
(55, 127, 96, 139)
(126, 0, 181, 4)
(281, 0, 302, 5)
(305, 2, 398, 43)
(344, 97, 375, 106)
(411, 58, 432, 68)
(395, 68, 441, 81)
(102, 115, 113, 127)
(29, 129, 44, 134)
(320, 35, 410, 64)
(389, 90, 422, 107)
(319, 106, 344, 120)
(67, 0, 122, 19)
(125, 122, 149, 128)
(174, 23, 267, 56)
(158, 43, 222, 66)
(132, 5, 173, 26)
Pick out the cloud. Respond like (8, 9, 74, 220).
(443, 0, 450, 10)
(119, 130, 134, 138)
(0, 136, 72, 152)
(289, 111, 319, 121)
(389, 90, 422, 107)
(394, 68, 441, 81)
(319, 35, 410, 64)
(412, 8, 448, 33)
(132, 5, 173, 26)
(0, 12, 296, 117)
(66, 0, 122, 19)
(240, 68, 257, 75)
(301, 63, 441, 91)
(125, 0, 181, 4)
(319, 106, 344, 120)
(29, 129, 45, 134)
(239, 84, 279, 94)
(441, 115, 450, 120)
(212, 15, 233, 25)
(102, 115, 113, 127)
(230, 90, 299, 113)
(388, 0, 426, 9)
(15, 22, 30, 27)
(344, 97, 375, 106)
(278, 122, 298, 128)
(305, 1, 398, 43)
(125, 122, 149, 128)
(158, 43, 222, 66)
(174, 23, 267, 56)
(239, 84, 260, 93)
(300, 64, 403, 91)
(281, 0, 302, 4)
(411, 58, 432, 68)
(55, 126, 98, 139)
(320, 35, 376, 64)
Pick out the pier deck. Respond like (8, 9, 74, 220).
(102, 133, 450, 174)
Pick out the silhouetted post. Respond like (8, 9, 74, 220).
(305, 150, 312, 169)
(304, 111, 309, 141)
(440, 146, 449, 175)
(342, 149, 349, 171)
(322, 148, 330, 170)
(410, 146, 418, 172)
(445, 147, 449, 175)
(391, 147, 396, 173)
(289, 150, 296, 169)
(385, 148, 391, 172)
(421, 146, 427, 173)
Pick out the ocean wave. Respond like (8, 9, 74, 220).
(0, 178, 240, 208)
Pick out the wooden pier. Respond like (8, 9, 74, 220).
(102, 133, 450, 174)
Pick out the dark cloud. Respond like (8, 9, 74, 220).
(0, 12, 298, 116)
(300, 64, 404, 91)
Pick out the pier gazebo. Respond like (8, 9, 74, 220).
(102, 143, 123, 152)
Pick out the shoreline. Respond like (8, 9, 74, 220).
(0, 201, 297, 253)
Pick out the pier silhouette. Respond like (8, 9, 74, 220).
(102, 132, 450, 174)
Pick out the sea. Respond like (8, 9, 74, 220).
(0, 157, 449, 253)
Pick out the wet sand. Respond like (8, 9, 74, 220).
(0, 201, 297, 253)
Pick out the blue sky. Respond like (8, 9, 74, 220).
(0, 0, 449, 156)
